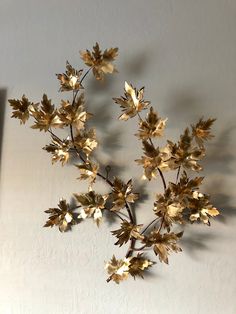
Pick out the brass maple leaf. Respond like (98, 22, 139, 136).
(76, 161, 99, 185)
(136, 107, 167, 140)
(189, 191, 219, 225)
(44, 199, 75, 232)
(111, 220, 144, 247)
(144, 230, 183, 264)
(128, 254, 154, 279)
(9, 95, 38, 124)
(191, 117, 216, 147)
(31, 94, 63, 131)
(56, 61, 83, 92)
(110, 178, 139, 211)
(136, 140, 170, 180)
(80, 42, 118, 80)
(113, 82, 150, 121)
(43, 135, 71, 165)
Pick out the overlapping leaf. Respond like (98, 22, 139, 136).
(128, 254, 154, 279)
(162, 128, 206, 172)
(58, 94, 92, 130)
(74, 191, 108, 225)
(105, 255, 153, 283)
(154, 190, 185, 231)
(74, 128, 97, 157)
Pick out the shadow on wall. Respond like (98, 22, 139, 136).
(204, 123, 236, 223)
(0, 88, 7, 169)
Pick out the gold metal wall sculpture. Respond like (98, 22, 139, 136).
(9, 43, 219, 284)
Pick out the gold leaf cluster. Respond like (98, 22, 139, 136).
(105, 254, 153, 284)
(153, 172, 219, 228)
(74, 191, 108, 225)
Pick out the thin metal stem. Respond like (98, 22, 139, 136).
(176, 166, 181, 184)
(132, 244, 146, 251)
(157, 168, 167, 190)
(141, 217, 160, 234)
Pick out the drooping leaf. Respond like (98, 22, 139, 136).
(105, 254, 154, 283)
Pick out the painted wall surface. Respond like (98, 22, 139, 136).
(0, 1, 236, 313)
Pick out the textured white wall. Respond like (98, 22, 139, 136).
(0, 0, 236, 313)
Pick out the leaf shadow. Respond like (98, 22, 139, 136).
(203, 124, 236, 174)
(180, 228, 215, 260)
(164, 89, 204, 128)
(203, 123, 236, 222)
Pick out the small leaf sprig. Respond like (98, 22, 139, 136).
(9, 43, 219, 284)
